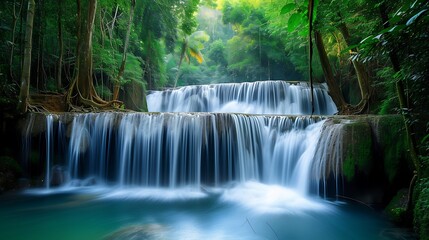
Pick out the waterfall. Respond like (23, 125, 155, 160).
(147, 81, 337, 115)
(25, 112, 343, 196)
(22, 81, 344, 198)
(312, 120, 345, 198)
(45, 115, 54, 189)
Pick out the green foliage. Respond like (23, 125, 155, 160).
(124, 54, 145, 85)
(207, 40, 227, 67)
(180, 0, 200, 35)
(385, 188, 409, 223)
(376, 67, 399, 114)
(288, 13, 304, 33)
(357, 0, 429, 114)
(280, 3, 296, 15)
(183, 31, 210, 65)
(220, 1, 301, 82)
(414, 178, 429, 240)
(95, 85, 112, 100)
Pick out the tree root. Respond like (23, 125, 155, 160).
(338, 99, 369, 115)
(27, 103, 50, 113)
(66, 76, 125, 112)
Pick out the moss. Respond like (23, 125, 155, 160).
(342, 120, 373, 180)
(414, 178, 429, 240)
(385, 188, 408, 223)
(376, 116, 409, 182)
(343, 154, 355, 181)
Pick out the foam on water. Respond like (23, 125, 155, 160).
(221, 181, 332, 214)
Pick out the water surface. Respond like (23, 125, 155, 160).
(0, 183, 402, 240)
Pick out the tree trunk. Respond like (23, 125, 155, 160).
(174, 40, 188, 88)
(145, 32, 153, 90)
(36, 0, 43, 90)
(76, 0, 97, 99)
(338, 22, 371, 112)
(67, 0, 113, 108)
(57, 0, 63, 90)
(9, 0, 24, 81)
(314, 30, 347, 112)
(308, 0, 315, 115)
(379, 3, 420, 176)
(112, 0, 136, 102)
(17, 0, 36, 113)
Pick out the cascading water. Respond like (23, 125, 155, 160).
(17, 81, 340, 195)
(24, 80, 343, 196)
(45, 115, 53, 189)
(39, 113, 329, 195)
(147, 80, 338, 115)
(6, 81, 402, 240)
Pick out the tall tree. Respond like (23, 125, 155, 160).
(56, 0, 63, 90)
(17, 0, 35, 113)
(67, 0, 115, 109)
(9, 0, 24, 81)
(314, 30, 347, 111)
(112, 0, 136, 102)
(174, 31, 210, 87)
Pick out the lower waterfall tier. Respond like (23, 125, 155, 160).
(22, 112, 343, 196)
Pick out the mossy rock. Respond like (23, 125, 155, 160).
(385, 188, 409, 224)
(373, 115, 409, 182)
(342, 120, 373, 181)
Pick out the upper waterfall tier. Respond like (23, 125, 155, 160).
(147, 81, 338, 115)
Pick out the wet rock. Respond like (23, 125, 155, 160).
(50, 165, 68, 187)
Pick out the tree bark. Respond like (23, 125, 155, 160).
(174, 40, 188, 88)
(67, 0, 112, 108)
(36, 0, 44, 90)
(338, 22, 371, 112)
(17, 0, 36, 113)
(145, 32, 153, 90)
(76, 0, 97, 98)
(112, 0, 136, 101)
(9, 0, 24, 81)
(308, 0, 315, 115)
(314, 30, 347, 112)
(57, 0, 63, 90)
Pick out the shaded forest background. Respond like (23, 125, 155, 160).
(0, 0, 428, 114)
(0, 0, 429, 238)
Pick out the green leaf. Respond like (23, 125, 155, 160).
(288, 13, 303, 32)
(298, 28, 309, 37)
(406, 9, 428, 26)
(280, 3, 296, 15)
(313, 0, 320, 22)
